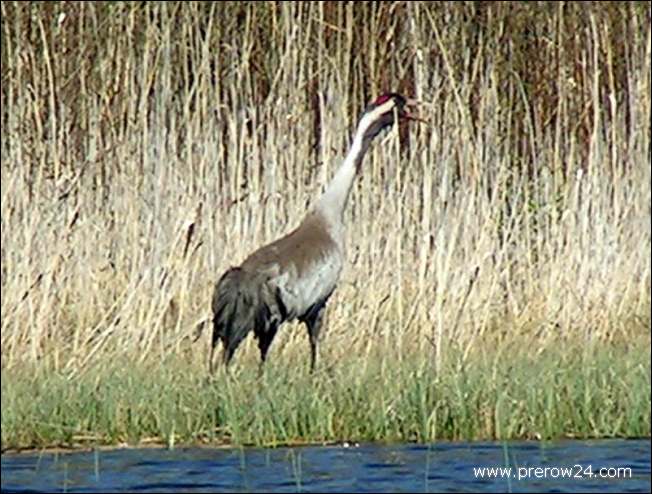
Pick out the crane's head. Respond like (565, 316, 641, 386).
(357, 93, 420, 142)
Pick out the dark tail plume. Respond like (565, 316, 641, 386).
(210, 267, 260, 373)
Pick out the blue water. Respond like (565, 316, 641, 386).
(2, 440, 650, 493)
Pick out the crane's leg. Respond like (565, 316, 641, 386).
(209, 337, 233, 374)
(221, 344, 236, 368)
(256, 323, 279, 375)
(209, 337, 236, 375)
(303, 305, 326, 374)
(215, 330, 247, 374)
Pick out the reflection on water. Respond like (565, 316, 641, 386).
(2, 440, 650, 493)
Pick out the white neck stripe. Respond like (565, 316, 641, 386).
(355, 99, 396, 138)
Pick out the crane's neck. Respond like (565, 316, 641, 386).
(313, 125, 372, 229)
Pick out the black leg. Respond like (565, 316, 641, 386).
(304, 305, 326, 374)
(219, 331, 247, 373)
(222, 343, 235, 368)
(256, 323, 279, 374)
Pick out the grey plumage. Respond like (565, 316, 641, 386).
(209, 93, 416, 374)
(210, 212, 338, 373)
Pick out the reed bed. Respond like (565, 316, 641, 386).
(1, 2, 650, 450)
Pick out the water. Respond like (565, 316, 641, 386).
(2, 440, 650, 493)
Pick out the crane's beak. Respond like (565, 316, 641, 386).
(401, 98, 427, 124)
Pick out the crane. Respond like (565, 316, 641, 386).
(210, 93, 419, 374)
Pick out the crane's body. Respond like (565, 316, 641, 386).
(210, 93, 416, 373)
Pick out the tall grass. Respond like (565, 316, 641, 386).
(2, 343, 650, 450)
(1, 2, 650, 448)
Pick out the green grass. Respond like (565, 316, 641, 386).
(2, 339, 649, 451)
